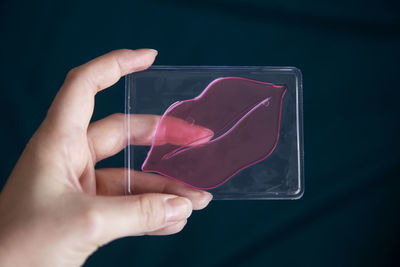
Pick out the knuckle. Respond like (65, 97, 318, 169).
(79, 206, 103, 242)
(65, 67, 80, 81)
(150, 115, 162, 138)
(137, 195, 164, 231)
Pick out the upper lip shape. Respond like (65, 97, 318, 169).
(142, 77, 287, 189)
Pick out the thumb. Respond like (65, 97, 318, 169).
(87, 194, 193, 244)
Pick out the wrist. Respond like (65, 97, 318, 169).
(0, 196, 30, 267)
(0, 222, 22, 266)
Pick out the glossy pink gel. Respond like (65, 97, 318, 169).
(142, 77, 287, 189)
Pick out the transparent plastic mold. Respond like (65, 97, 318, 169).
(125, 66, 304, 200)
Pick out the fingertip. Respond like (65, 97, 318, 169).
(165, 184, 213, 210)
(205, 191, 213, 201)
(187, 129, 214, 146)
(117, 48, 158, 75)
(130, 48, 158, 58)
(147, 48, 158, 56)
(191, 191, 213, 210)
(147, 219, 188, 236)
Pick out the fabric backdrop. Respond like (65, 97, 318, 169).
(0, 0, 399, 266)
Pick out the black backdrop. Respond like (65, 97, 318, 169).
(1, 0, 399, 266)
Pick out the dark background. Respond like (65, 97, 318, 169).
(1, 0, 399, 266)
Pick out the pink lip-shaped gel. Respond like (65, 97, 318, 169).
(142, 77, 287, 189)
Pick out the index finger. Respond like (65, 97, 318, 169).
(87, 113, 214, 163)
(45, 49, 158, 133)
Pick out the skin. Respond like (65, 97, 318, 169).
(0, 49, 213, 267)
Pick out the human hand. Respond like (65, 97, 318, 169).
(0, 49, 213, 267)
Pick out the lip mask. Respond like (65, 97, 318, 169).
(142, 77, 287, 189)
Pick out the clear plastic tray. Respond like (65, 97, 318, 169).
(125, 66, 304, 200)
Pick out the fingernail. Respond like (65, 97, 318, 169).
(165, 197, 192, 222)
(192, 190, 212, 201)
(195, 127, 213, 139)
(189, 129, 214, 146)
(149, 49, 158, 55)
(202, 128, 214, 137)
